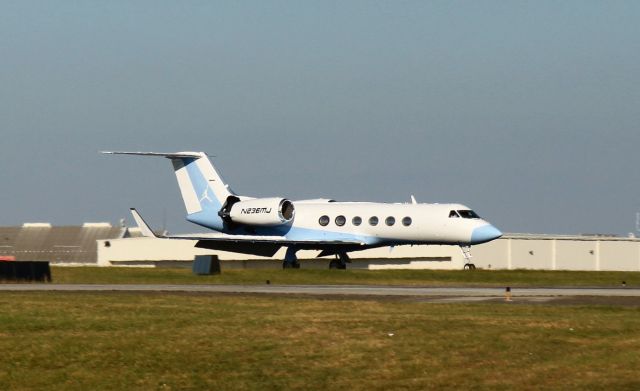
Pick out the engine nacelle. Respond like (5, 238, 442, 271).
(228, 197, 295, 226)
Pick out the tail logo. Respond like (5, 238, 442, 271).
(199, 188, 213, 204)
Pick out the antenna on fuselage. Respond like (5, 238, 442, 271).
(410, 195, 417, 205)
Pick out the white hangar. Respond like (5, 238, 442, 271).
(97, 231, 640, 271)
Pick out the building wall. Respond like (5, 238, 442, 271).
(599, 241, 639, 271)
(97, 234, 640, 271)
(472, 236, 640, 271)
(470, 240, 509, 270)
(509, 240, 553, 270)
(555, 240, 595, 270)
(97, 237, 464, 269)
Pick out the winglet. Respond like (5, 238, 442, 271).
(130, 208, 159, 238)
(410, 195, 417, 204)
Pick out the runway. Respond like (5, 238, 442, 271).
(2, 284, 640, 299)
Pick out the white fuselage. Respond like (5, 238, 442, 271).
(103, 151, 502, 257)
(249, 201, 501, 247)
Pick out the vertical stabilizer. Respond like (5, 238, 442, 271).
(168, 152, 232, 214)
(102, 151, 232, 230)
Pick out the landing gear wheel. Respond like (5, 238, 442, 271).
(460, 246, 475, 270)
(329, 259, 347, 270)
(283, 247, 300, 269)
(283, 261, 300, 269)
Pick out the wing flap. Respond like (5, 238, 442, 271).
(194, 240, 282, 257)
(191, 237, 365, 257)
(169, 234, 364, 247)
(128, 208, 365, 257)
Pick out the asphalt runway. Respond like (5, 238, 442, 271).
(2, 284, 640, 300)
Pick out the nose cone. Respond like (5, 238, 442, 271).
(470, 224, 503, 244)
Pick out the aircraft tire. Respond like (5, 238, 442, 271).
(329, 260, 339, 269)
(329, 260, 347, 270)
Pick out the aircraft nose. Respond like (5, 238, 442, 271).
(470, 224, 503, 244)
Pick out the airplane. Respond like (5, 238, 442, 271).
(102, 151, 502, 269)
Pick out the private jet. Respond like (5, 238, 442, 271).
(103, 151, 502, 269)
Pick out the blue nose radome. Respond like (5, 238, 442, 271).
(471, 225, 503, 244)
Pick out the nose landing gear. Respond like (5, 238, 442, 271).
(460, 246, 476, 270)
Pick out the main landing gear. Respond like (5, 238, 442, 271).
(460, 246, 476, 270)
(282, 247, 300, 269)
(281, 249, 351, 270)
(329, 253, 350, 270)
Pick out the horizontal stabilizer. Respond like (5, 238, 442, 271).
(102, 151, 205, 159)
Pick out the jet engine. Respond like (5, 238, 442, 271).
(226, 197, 295, 226)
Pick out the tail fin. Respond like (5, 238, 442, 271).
(103, 152, 232, 228)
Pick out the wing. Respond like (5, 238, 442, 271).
(129, 208, 365, 257)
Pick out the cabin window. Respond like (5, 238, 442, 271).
(369, 216, 379, 226)
(385, 216, 395, 226)
(335, 215, 346, 226)
(449, 210, 460, 218)
(402, 217, 412, 226)
(457, 210, 481, 219)
(319, 215, 330, 226)
(352, 216, 362, 226)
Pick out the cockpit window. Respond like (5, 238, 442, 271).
(457, 210, 481, 219)
(449, 210, 460, 218)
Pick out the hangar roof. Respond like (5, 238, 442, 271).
(0, 223, 129, 264)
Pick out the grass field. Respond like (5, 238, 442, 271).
(49, 266, 640, 287)
(1, 292, 639, 390)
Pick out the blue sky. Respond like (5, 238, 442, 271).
(1, 1, 639, 235)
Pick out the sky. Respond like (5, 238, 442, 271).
(1, 1, 639, 235)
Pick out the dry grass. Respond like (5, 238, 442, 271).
(1, 292, 639, 390)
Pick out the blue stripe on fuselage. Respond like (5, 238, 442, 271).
(229, 224, 381, 246)
(181, 158, 225, 231)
